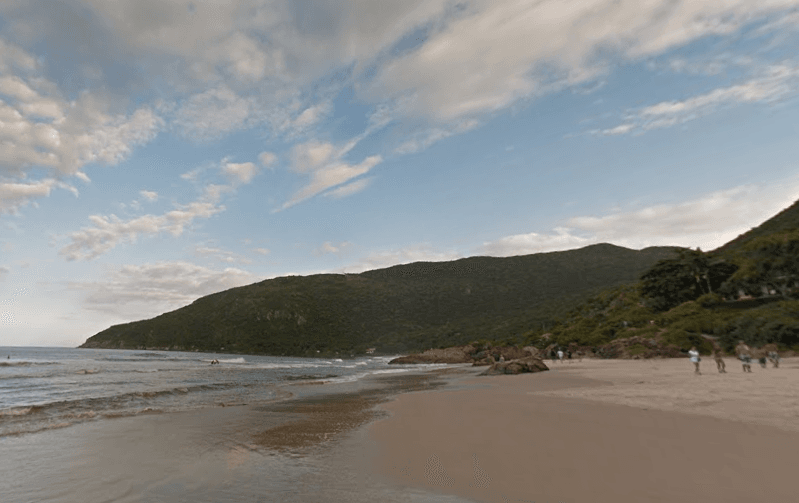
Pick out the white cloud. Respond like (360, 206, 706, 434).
(0, 39, 37, 73)
(258, 151, 277, 167)
(222, 160, 258, 184)
(71, 261, 258, 319)
(60, 198, 224, 261)
(480, 178, 799, 255)
(0, 60, 163, 182)
(172, 85, 251, 140)
(279, 102, 330, 135)
(279, 138, 382, 209)
(314, 241, 351, 256)
(253, 247, 270, 255)
(324, 177, 372, 199)
(139, 190, 158, 202)
(596, 61, 799, 135)
(282, 154, 382, 210)
(394, 119, 480, 154)
(194, 245, 252, 265)
(60, 152, 266, 260)
(337, 244, 463, 274)
(368, 0, 799, 123)
(0, 178, 78, 214)
(213, 31, 282, 82)
(479, 228, 594, 257)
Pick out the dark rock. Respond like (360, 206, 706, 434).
(479, 356, 549, 375)
(389, 344, 533, 365)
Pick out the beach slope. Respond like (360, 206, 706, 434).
(368, 358, 799, 502)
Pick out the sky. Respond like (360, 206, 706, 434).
(2, 1, 799, 347)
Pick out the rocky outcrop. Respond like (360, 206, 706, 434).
(479, 356, 549, 375)
(388, 345, 533, 365)
(388, 345, 478, 364)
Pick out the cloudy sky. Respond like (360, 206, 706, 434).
(2, 1, 799, 347)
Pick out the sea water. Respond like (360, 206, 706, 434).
(0, 347, 473, 503)
(0, 346, 424, 437)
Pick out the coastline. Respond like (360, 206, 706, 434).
(365, 357, 799, 503)
(0, 364, 475, 503)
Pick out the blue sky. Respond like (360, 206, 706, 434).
(2, 1, 799, 347)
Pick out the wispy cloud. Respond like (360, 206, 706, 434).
(258, 151, 278, 168)
(594, 61, 799, 136)
(324, 177, 372, 199)
(71, 261, 258, 319)
(60, 152, 268, 260)
(278, 138, 382, 210)
(194, 245, 253, 265)
(222, 160, 258, 184)
(59, 199, 225, 261)
(337, 244, 463, 274)
(139, 190, 158, 202)
(479, 179, 799, 255)
(0, 52, 163, 181)
(0, 178, 78, 214)
(394, 119, 480, 154)
(313, 241, 352, 256)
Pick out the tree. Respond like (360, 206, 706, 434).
(640, 249, 738, 311)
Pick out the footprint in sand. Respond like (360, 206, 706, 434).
(424, 454, 455, 487)
(469, 453, 492, 489)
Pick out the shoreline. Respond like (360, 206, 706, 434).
(365, 357, 799, 502)
(0, 365, 475, 503)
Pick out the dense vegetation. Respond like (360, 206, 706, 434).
(80, 244, 678, 356)
(82, 198, 799, 358)
(524, 221, 799, 355)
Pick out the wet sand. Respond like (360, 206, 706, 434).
(0, 368, 472, 503)
(367, 357, 799, 503)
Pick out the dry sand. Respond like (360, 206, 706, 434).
(367, 357, 799, 503)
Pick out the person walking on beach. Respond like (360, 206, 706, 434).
(688, 346, 701, 375)
(764, 343, 780, 368)
(713, 348, 726, 373)
(736, 341, 753, 373)
(557, 349, 564, 363)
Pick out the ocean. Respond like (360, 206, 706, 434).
(0, 346, 473, 503)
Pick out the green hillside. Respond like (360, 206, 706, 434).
(526, 199, 799, 355)
(713, 198, 799, 253)
(80, 243, 679, 356)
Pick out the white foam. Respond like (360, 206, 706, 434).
(252, 363, 328, 369)
(0, 407, 33, 416)
(370, 368, 412, 375)
(218, 357, 246, 364)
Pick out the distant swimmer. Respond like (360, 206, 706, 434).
(735, 340, 752, 373)
(210, 359, 219, 365)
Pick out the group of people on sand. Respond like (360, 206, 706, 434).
(689, 340, 781, 375)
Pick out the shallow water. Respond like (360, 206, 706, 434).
(0, 347, 474, 502)
(0, 347, 433, 437)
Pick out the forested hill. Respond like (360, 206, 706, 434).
(713, 198, 799, 253)
(525, 198, 799, 355)
(80, 243, 679, 356)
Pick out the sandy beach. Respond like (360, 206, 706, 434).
(367, 357, 799, 503)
